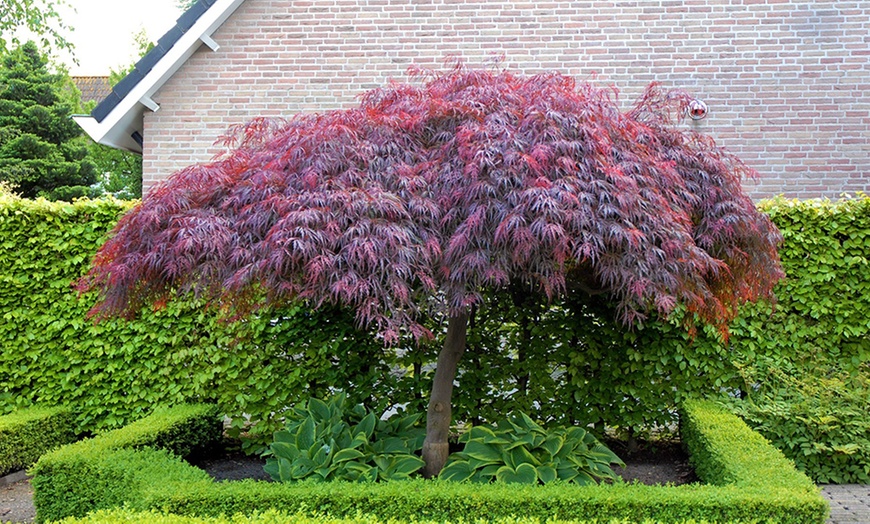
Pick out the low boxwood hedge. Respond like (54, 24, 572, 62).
(31, 403, 222, 521)
(0, 404, 77, 476)
(680, 399, 821, 492)
(32, 400, 828, 524)
(48, 507, 793, 524)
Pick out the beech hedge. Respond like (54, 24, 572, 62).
(728, 369, 870, 484)
(31, 400, 828, 524)
(0, 193, 394, 446)
(0, 191, 867, 445)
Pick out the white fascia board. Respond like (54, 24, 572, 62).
(74, 113, 142, 153)
(78, 0, 247, 153)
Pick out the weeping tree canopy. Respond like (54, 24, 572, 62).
(80, 65, 783, 476)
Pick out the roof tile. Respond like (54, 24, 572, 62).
(72, 76, 112, 103)
(91, 0, 215, 123)
(92, 92, 122, 122)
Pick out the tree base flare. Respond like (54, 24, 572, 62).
(421, 440, 450, 478)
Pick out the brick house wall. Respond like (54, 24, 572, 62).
(144, 0, 870, 200)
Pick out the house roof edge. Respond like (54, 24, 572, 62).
(76, 0, 247, 153)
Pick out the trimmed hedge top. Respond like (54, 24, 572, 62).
(680, 400, 818, 493)
(49, 507, 796, 524)
(32, 401, 829, 524)
(33, 403, 221, 466)
(0, 404, 76, 476)
(0, 405, 68, 431)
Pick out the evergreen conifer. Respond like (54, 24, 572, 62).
(0, 41, 95, 199)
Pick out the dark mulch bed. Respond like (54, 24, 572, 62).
(605, 439, 698, 486)
(193, 450, 272, 482)
(192, 439, 698, 486)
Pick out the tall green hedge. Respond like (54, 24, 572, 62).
(0, 192, 397, 446)
(446, 196, 870, 433)
(0, 190, 867, 447)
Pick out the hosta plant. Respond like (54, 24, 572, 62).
(263, 394, 424, 482)
(439, 412, 623, 484)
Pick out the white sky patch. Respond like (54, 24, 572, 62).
(56, 0, 183, 76)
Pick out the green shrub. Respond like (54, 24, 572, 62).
(680, 399, 820, 493)
(0, 405, 77, 476)
(45, 507, 779, 524)
(440, 412, 622, 484)
(0, 194, 396, 449)
(31, 403, 221, 522)
(33, 447, 211, 522)
(32, 400, 829, 524)
(2, 190, 868, 455)
(264, 395, 424, 482)
(728, 367, 870, 484)
(86, 403, 223, 459)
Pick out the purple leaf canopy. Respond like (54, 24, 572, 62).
(80, 66, 783, 344)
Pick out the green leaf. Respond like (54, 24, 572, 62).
(270, 441, 300, 460)
(373, 454, 391, 471)
(477, 464, 501, 480)
(263, 458, 279, 480)
(517, 412, 544, 434)
(541, 435, 564, 458)
(272, 430, 294, 444)
(467, 426, 498, 441)
(591, 443, 624, 466)
(308, 397, 331, 422)
(509, 445, 540, 467)
(536, 464, 557, 484)
(505, 432, 537, 450)
(396, 413, 422, 433)
(439, 460, 475, 482)
(573, 470, 596, 485)
(312, 443, 330, 467)
(296, 416, 316, 451)
(388, 455, 424, 477)
(354, 411, 377, 440)
(277, 457, 294, 482)
(495, 463, 538, 484)
(463, 441, 502, 464)
(375, 436, 410, 454)
(332, 447, 364, 463)
(556, 466, 578, 482)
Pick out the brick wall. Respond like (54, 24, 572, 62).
(144, 0, 870, 200)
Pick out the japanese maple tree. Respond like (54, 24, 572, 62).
(79, 65, 783, 476)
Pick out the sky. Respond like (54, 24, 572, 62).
(56, 0, 184, 76)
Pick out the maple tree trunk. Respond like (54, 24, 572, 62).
(421, 312, 468, 478)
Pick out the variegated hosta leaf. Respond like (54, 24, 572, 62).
(265, 394, 425, 482)
(439, 411, 622, 485)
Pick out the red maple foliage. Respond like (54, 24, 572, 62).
(79, 65, 782, 475)
(82, 67, 781, 340)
